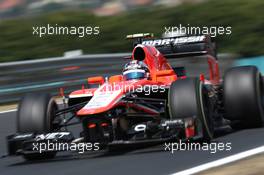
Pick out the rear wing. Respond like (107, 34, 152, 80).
(127, 34, 217, 59)
(126, 34, 220, 84)
(142, 35, 217, 59)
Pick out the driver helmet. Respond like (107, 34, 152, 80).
(123, 60, 149, 80)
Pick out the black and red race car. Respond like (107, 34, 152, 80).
(7, 33, 264, 160)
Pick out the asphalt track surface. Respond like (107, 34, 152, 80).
(1, 111, 264, 175)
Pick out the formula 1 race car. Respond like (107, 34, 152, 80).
(7, 33, 264, 160)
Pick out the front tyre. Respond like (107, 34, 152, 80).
(17, 93, 58, 160)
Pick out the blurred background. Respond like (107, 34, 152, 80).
(0, 0, 263, 104)
(0, 0, 263, 61)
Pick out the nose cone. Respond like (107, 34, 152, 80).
(76, 80, 142, 116)
(77, 83, 123, 116)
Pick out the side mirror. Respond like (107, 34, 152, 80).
(156, 70, 174, 77)
(109, 75, 123, 83)
(88, 76, 105, 85)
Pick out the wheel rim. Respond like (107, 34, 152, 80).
(259, 75, 264, 109)
(47, 100, 58, 131)
(199, 82, 214, 139)
(257, 74, 264, 122)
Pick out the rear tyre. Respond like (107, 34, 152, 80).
(168, 78, 214, 141)
(224, 66, 264, 128)
(17, 93, 58, 160)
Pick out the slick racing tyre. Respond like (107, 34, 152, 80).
(168, 78, 214, 141)
(224, 66, 264, 128)
(17, 93, 58, 160)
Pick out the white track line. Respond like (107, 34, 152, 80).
(0, 109, 17, 114)
(172, 145, 264, 175)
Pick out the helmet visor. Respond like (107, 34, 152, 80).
(123, 70, 146, 80)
